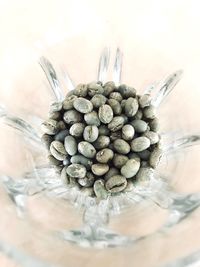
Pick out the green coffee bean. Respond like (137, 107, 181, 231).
(137, 149, 151, 160)
(48, 111, 61, 120)
(87, 82, 104, 96)
(130, 119, 148, 133)
(121, 114, 128, 124)
(73, 97, 93, 114)
(41, 119, 58, 135)
(98, 125, 110, 135)
(128, 152, 141, 162)
(98, 104, 113, 124)
(131, 136, 150, 152)
(110, 131, 122, 141)
(135, 167, 154, 186)
(50, 140, 67, 160)
(93, 179, 109, 199)
(83, 125, 99, 142)
(149, 147, 162, 168)
(70, 154, 93, 170)
(78, 141, 96, 158)
(93, 135, 110, 150)
(69, 123, 85, 137)
(84, 111, 101, 126)
(104, 167, 120, 180)
(103, 81, 116, 96)
(64, 136, 78, 156)
(107, 99, 122, 115)
(113, 154, 128, 169)
(63, 158, 70, 166)
(113, 139, 130, 154)
(61, 167, 70, 185)
(108, 116, 125, 132)
(143, 131, 159, 145)
(134, 109, 143, 120)
(78, 172, 95, 187)
(96, 148, 114, 163)
(122, 124, 135, 141)
(66, 89, 76, 97)
(91, 94, 107, 108)
(139, 94, 152, 108)
(121, 99, 126, 109)
(125, 97, 139, 117)
(41, 134, 53, 149)
(55, 129, 69, 142)
(143, 105, 156, 119)
(118, 84, 136, 98)
(63, 95, 78, 110)
(121, 159, 140, 178)
(48, 154, 62, 166)
(49, 101, 63, 112)
(91, 164, 109, 176)
(105, 175, 127, 193)
(63, 110, 82, 124)
(57, 121, 66, 130)
(73, 83, 88, 97)
(124, 180, 134, 192)
(109, 92, 123, 102)
(149, 118, 159, 132)
(66, 164, 86, 178)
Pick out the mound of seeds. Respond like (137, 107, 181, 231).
(41, 81, 162, 199)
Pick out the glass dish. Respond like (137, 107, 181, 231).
(0, 41, 200, 267)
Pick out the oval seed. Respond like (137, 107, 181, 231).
(41, 119, 58, 135)
(105, 175, 127, 193)
(110, 131, 122, 141)
(41, 134, 53, 149)
(135, 167, 154, 187)
(69, 123, 85, 137)
(63, 95, 78, 110)
(61, 167, 70, 185)
(134, 109, 143, 120)
(93, 179, 109, 199)
(122, 124, 135, 141)
(78, 172, 95, 187)
(137, 149, 151, 160)
(139, 94, 152, 108)
(83, 125, 99, 142)
(55, 129, 69, 142)
(70, 155, 93, 170)
(48, 155, 62, 166)
(48, 111, 61, 120)
(87, 82, 104, 96)
(108, 116, 125, 132)
(63, 110, 82, 124)
(57, 121, 66, 130)
(50, 141, 67, 161)
(96, 148, 114, 163)
(73, 83, 88, 97)
(49, 101, 62, 112)
(93, 135, 110, 150)
(109, 92, 123, 102)
(143, 131, 159, 145)
(91, 164, 109, 176)
(104, 167, 120, 181)
(73, 97, 93, 114)
(107, 99, 122, 115)
(66, 164, 86, 178)
(103, 81, 116, 96)
(64, 136, 78, 156)
(113, 154, 129, 169)
(84, 111, 101, 126)
(118, 84, 136, 98)
(98, 125, 110, 135)
(91, 94, 107, 108)
(125, 97, 139, 117)
(121, 159, 140, 178)
(113, 139, 130, 154)
(78, 141, 96, 158)
(98, 104, 113, 124)
(149, 147, 162, 168)
(149, 117, 159, 132)
(131, 137, 150, 152)
(130, 119, 148, 133)
(143, 105, 156, 119)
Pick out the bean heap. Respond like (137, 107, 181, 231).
(41, 82, 162, 199)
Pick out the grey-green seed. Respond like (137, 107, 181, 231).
(149, 147, 162, 168)
(50, 141, 67, 161)
(63, 110, 82, 124)
(143, 131, 159, 145)
(63, 158, 70, 166)
(87, 82, 104, 96)
(91, 163, 109, 176)
(98, 104, 114, 124)
(93, 135, 110, 150)
(48, 111, 61, 120)
(105, 175, 127, 193)
(139, 94, 152, 108)
(64, 136, 78, 156)
(48, 154, 62, 166)
(103, 81, 116, 96)
(130, 119, 148, 133)
(41, 134, 53, 149)
(66, 164, 86, 178)
(41, 119, 58, 135)
(121, 159, 140, 178)
(110, 131, 122, 141)
(61, 167, 70, 185)
(91, 94, 107, 108)
(49, 101, 63, 112)
(104, 167, 120, 181)
(73, 84, 88, 97)
(118, 84, 136, 98)
(83, 125, 99, 142)
(69, 123, 85, 137)
(143, 105, 156, 119)
(135, 167, 154, 187)
(137, 150, 151, 160)
(113, 139, 131, 154)
(113, 154, 129, 169)
(63, 95, 78, 110)
(57, 121, 66, 130)
(84, 111, 101, 126)
(128, 152, 141, 162)
(149, 118, 160, 132)
(134, 109, 143, 120)
(78, 141, 96, 158)
(122, 124, 135, 141)
(131, 136, 151, 152)
(124, 97, 139, 117)
(73, 97, 93, 114)
(96, 148, 114, 163)
(78, 172, 95, 187)
(108, 116, 125, 132)
(107, 99, 122, 115)
(109, 92, 123, 102)
(70, 155, 93, 170)
(93, 179, 109, 199)
(98, 125, 110, 135)
(55, 129, 69, 142)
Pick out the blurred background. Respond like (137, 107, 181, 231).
(0, 0, 200, 266)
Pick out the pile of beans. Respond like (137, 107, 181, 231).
(41, 81, 162, 199)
